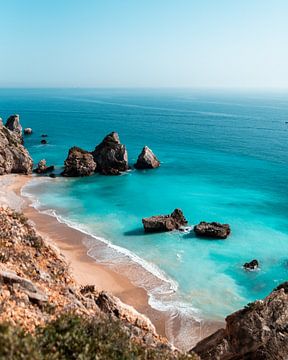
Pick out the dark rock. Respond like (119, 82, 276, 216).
(0, 121, 33, 175)
(194, 222, 230, 239)
(5, 114, 23, 143)
(274, 281, 288, 293)
(142, 208, 188, 233)
(62, 146, 96, 177)
(33, 159, 55, 174)
(41, 139, 47, 144)
(41, 134, 48, 137)
(24, 128, 33, 135)
(191, 283, 288, 360)
(134, 146, 160, 169)
(243, 259, 259, 271)
(91, 132, 128, 175)
(49, 173, 56, 178)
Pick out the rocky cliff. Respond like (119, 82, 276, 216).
(192, 283, 288, 360)
(0, 118, 33, 175)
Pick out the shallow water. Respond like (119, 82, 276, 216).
(1, 88, 288, 326)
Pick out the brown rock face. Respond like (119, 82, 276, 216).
(0, 121, 33, 175)
(62, 146, 96, 177)
(194, 222, 230, 239)
(24, 128, 33, 135)
(134, 146, 160, 169)
(192, 284, 288, 360)
(92, 132, 128, 175)
(142, 208, 188, 233)
(5, 114, 23, 143)
(33, 159, 55, 174)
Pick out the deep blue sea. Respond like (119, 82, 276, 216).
(1, 88, 288, 339)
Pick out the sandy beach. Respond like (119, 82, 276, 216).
(0, 174, 223, 350)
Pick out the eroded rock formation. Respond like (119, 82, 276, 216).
(33, 159, 55, 174)
(134, 146, 160, 169)
(192, 284, 288, 360)
(0, 120, 33, 175)
(92, 132, 128, 175)
(243, 259, 259, 270)
(194, 222, 230, 239)
(62, 146, 96, 177)
(142, 208, 188, 232)
(5, 114, 23, 143)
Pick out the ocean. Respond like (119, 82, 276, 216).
(1, 88, 288, 343)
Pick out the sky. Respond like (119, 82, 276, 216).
(0, 0, 287, 88)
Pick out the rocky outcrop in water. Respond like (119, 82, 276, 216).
(142, 209, 188, 233)
(92, 132, 128, 175)
(134, 146, 160, 169)
(5, 114, 23, 143)
(192, 283, 288, 360)
(33, 159, 55, 174)
(193, 222, 230, 239)
(24, 128, 33, 135)
(0, 120, 33, 175)
(243, 259, 259, 270)
(62, 146, 96, 177)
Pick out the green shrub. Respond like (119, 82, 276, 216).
(0, 314, 196, 360)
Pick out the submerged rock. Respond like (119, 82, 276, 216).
(243, 259, 259, 271)
(41, 139, 47, 144)
(92, 132, 128, 175)
(33, 159, 54, 174)
(62, 146, 96, 177)
(0, 121, 33, 175)
(5, 114, 23, 143)
(24, 128, 33, 135)
(192, 283, 288, 360)
(134, 146, 160, 169)
(41, 134, 48, 138)
(194, 222, 230, 239)
(142, 208, 188, 233)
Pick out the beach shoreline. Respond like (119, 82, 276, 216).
(0, 174, 224, 351)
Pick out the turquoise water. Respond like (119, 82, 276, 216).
(1, 88, 288, 324)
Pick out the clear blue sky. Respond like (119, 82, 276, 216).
(0, 0, 287, 88)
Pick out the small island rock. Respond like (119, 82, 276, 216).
(194, 221, 230, 239)
(134, 146, 160, 169)
(24, 128, 33, 135)
(243, 259, 259, 270)
(41, 139, 47, 144)
(142, 208, 188, 233)
(33, 159, 55, 174)
(92, 132, 128, 175)
(62, 146, 96, 177)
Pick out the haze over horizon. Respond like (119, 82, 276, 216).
(0, 0, 287, 89)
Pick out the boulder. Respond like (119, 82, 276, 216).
(24, 128, 33, 135)
(0, 121, 33, 175)
(191, 283, 288, 360)
(142, 208, 188, 233)
(194, 222, 230, 239)
(92, 132, 128, 175)
(62, 146, 96, 177)
(243, 259, 259, 271)
(41, 134, 48, 138)
(33, 159, 55, 174)
(49, 173, 56, 178)
(134, 146, 160, 169)
(5, 114, 23, 143)
(41, 139, 47, 144)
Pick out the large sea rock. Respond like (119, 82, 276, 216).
(5, 114, 23, 143)
(134, 146, 160, 169)
(194, 221, 230, 239)
(192, 282, 288, 360)
(92, 132, 128, 175)
(62, 146, 96, 177)
(0, 119, 33, 175)
(142, 208, 188, 233)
